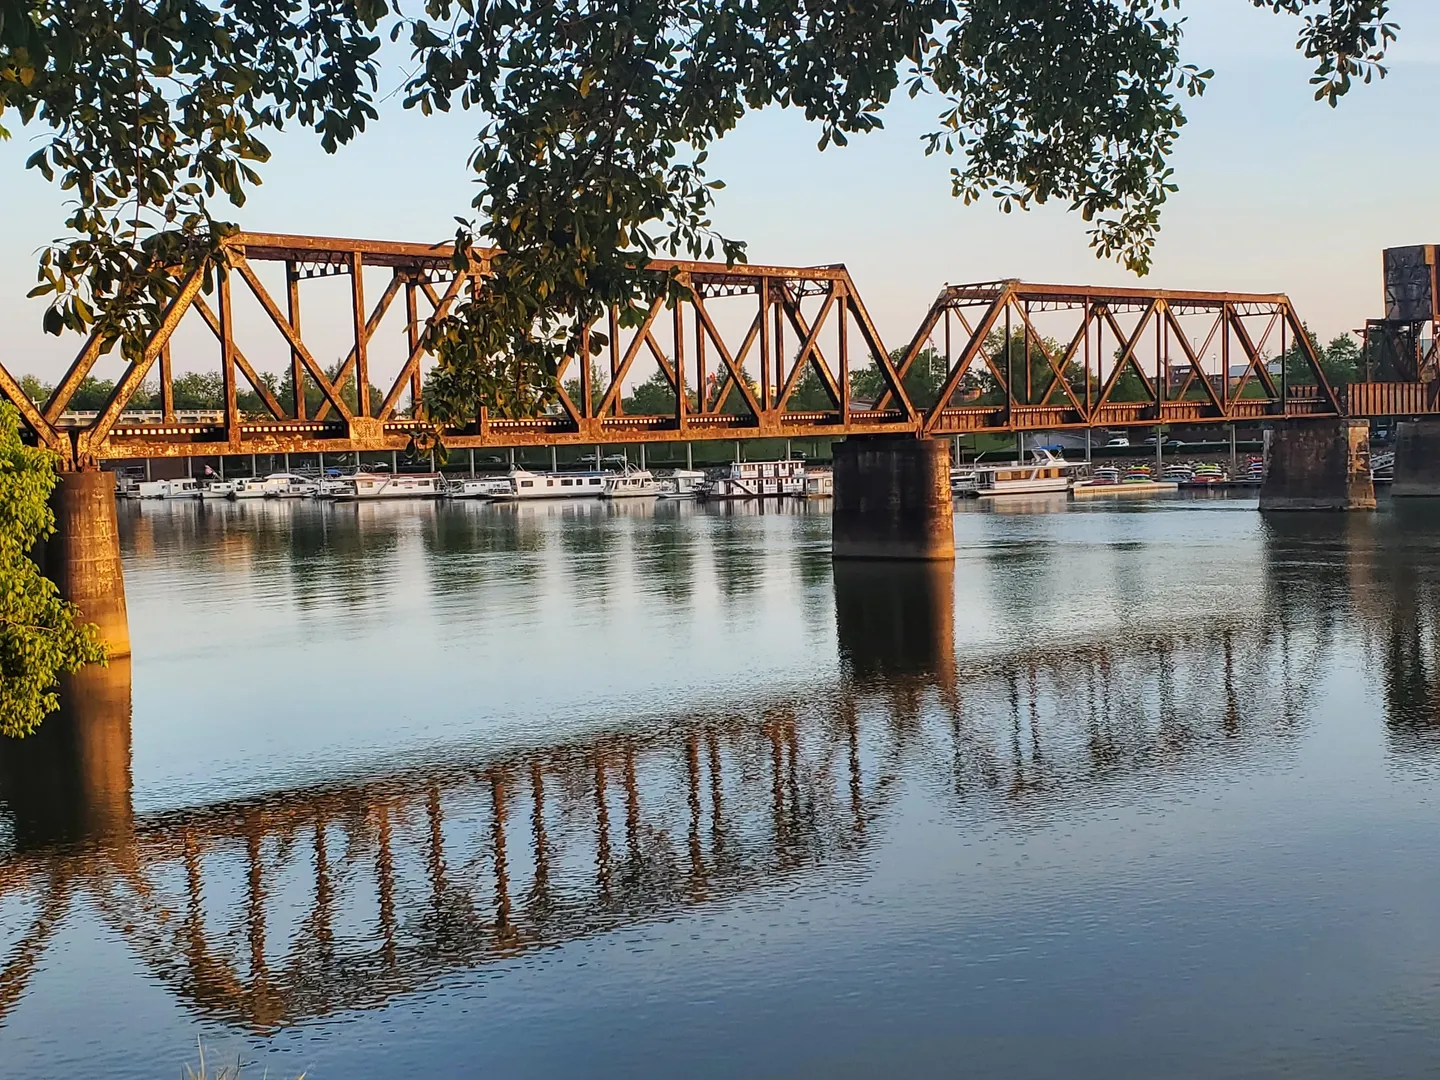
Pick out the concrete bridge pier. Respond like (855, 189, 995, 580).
(44, 470, 130, 658)
(1392, 419, 1440, 496)
(1258, 419, 1376, 512)
(831, 436, 955, 560)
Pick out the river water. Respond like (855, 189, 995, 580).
(4, 492, 1440, 1078)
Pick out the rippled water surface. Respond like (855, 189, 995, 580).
(6, 493, 1440, 1078)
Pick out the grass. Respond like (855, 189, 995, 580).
(182, 1041, 305, 1080)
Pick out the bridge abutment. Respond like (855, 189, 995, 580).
(45, 470, 131, 658)
(1392, 418, 1440, 496)
(832, 436, 955, 560)
(1258, 419, 1376, 512)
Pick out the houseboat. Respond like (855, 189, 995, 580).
(951, 466, 978, 496)
(264, 473, 321, 499)
(805, 469, 834, 498)
(657, 469, 707, 499)
(442, 475, 515, 499)
(332, 472, 442, 500)
(491, 469, 607, 500)
(601, 465, 662, 498)
(229, 476, 271, 499)
(200, 480, 236, 499)
(701, 459, 807, 500)
(136, 478, 201, 500)
(971, 449, 1081, 498)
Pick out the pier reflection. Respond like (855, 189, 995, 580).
(0, 660, 134, 850)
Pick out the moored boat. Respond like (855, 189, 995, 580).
(137, 478, 201, 500)
(804, 469, 834, 498)
(200, 480, 236, 499)
(658, 469, 707, 499)
(601, 465, 662, 498)
(950, 467, 978, 496)
(490, 469, 607, 500)
(332, 472, 442, 500)
(971, 449, 1079, 498)
(700, 459, 806, 500)
(229, 476, 270, 499)
(264, 473, 321, 499)
(442, 476, 515, 499)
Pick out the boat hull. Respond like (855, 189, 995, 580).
(976, 478, 1072, 498)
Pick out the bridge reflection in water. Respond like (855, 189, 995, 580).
(4, 527, 1440, 1034)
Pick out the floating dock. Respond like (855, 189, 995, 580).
(1072, 480, 1180, 498)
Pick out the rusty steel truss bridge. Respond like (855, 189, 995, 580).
(1, 231, 1433, 469)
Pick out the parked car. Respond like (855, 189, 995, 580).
(1105, 436, 1130, 447)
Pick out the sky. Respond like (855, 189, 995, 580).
(2, 2, 1439, 384)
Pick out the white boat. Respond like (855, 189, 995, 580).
(972, 449, 1080, 498)
(332, 472, 442, 500)
(200, 480, 236, 499)
(805, 469, 834, 498)
(950, 466, 978, 496)
(491, 469, 607, 500)
(263, 472, 320, 499)
(658, 469, 707, 499)
(136, 478, 202, 500)
(114, 474, 144, 499)
(601, 465, 661, 498)
(228, 476, 270, 499)
(442, 476, 515, 499)
(701, 459, 807, 500)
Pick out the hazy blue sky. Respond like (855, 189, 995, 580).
(2, 2, 1438, 382)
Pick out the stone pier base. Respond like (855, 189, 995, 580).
(1393, 418, 1440, 497)
(832, 437, 955, 560)
(1258, 419, 1376, 512)
(45, 470, 131, 657)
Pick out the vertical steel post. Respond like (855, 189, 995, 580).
(687, 442, 693, 470)
(160, 341, 176, 423)
(1024, 301, 1032, 405)
(1230, 422, 1238, 478)
(759, 280, 771, 412)
(470, 449, 476, 477)
(406, 279, 421, 418)
(351, 252, 369, 418)
(1281, 318, 1289, 411)
(287, 262, 306, 421)
(609, 307, 623, 416)
(673, 291, 686, 428)
(219, 269, 239, 449)
(1005, 301, 1013, 425)
(639, 444, 646, 470)
(551, 445, 558, 473)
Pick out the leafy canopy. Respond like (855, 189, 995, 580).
(0, 403, 106, 737)
(0, 0, 1397, 418)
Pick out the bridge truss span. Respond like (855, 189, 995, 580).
(896, 280, 1343, 438)
(0, 230, 1413, 468)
